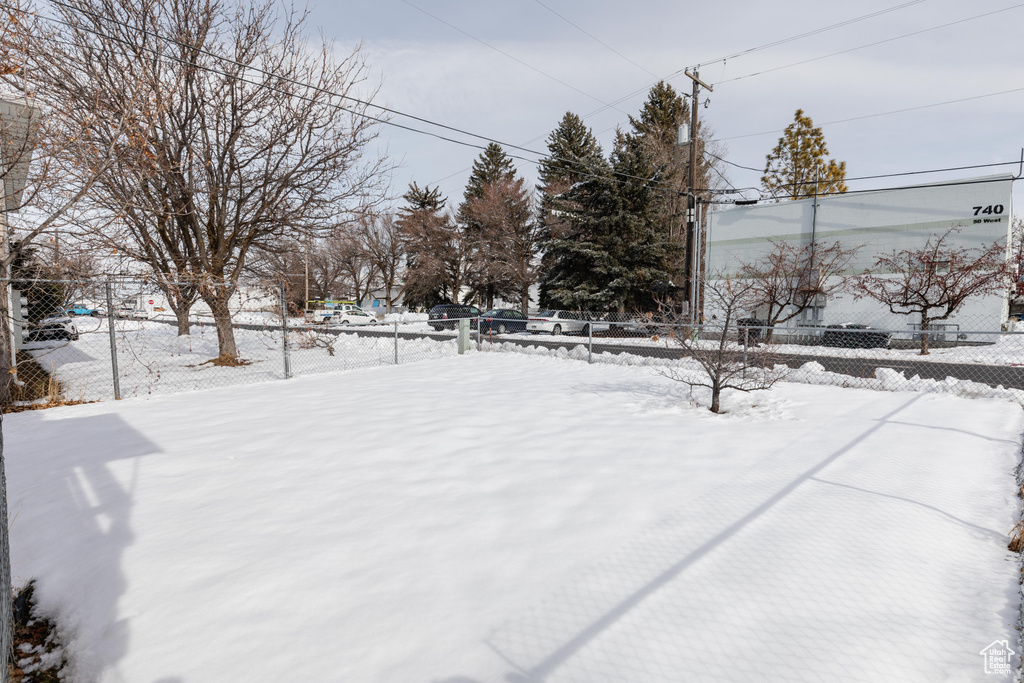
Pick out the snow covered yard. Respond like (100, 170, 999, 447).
(4, 354, 1023, 681)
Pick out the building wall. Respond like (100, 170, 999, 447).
(705, 175, 1014, 330)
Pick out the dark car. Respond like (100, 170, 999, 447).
(821, 323, 892, 349)
(737, 318, 770, 344)
(428, 304, 482, 331)
(479, 309, 528, 335)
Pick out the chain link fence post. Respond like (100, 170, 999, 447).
(105, 280, 121, 400)
(0, 412, 11, 683)
(588, 321, 593, 364)
(394, 321, 399, 365)
(280, 282, 292, 380)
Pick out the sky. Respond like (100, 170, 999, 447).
(308, 0, 1024, 212)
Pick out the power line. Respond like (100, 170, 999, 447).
(531, 0, 656, 78)
(718, 85, 1024, 142)
(8, 2, 703, 199)
(688, 0, 927, 72)
(714, 2, 1024, 86)
(398, 0, 629, 116)
(575, 0, 929, 122)
(705, 149, 1023, 183)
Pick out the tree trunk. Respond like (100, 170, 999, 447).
(710, 380, 722, 413)
(170, 300, 192, 336)
(521, 282, 530, 316)
(919, 315, 930, 355)
(204, 290, 239, 363)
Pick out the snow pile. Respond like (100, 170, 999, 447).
(5, 354, 1022, 681)
(483, 340, 1024, 404)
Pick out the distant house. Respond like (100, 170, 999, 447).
(706, 174, 1014, 331)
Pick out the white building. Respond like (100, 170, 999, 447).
(705, 174, 1014, 331)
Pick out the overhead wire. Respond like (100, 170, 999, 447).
(714, 2, 1024, 86)
(531, 0, 657, 78)
(19, 1, 689, 195)
(398, 0, 630, 116)
(717, 85, 1024, 142)
(9, 2, 1018, 205)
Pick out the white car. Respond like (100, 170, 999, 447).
(26, 316, 79, 342)
(526, 310, 590, 336)
(326, 309, 375, 326)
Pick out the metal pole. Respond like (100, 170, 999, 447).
(394, 321, 399, 364)
(105, 280, 121, 400)
(280, 282, 292, 379)
(588, 320, 593, 364)
(743, 327, 749, 378)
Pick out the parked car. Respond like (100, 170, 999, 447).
(478, 309, 529, 335)
(737, 318, 770, 344)
(26, 316, 79, 342)
(65, 303, 100, 317)
(526, 310, 590, 336)
(117, 306, 149, 320)
(325, 309, 375, 326)
(428, 304, 482, 331)
(821, 323, 892, 349)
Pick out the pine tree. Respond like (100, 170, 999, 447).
(540, 130, 679, 312)
(762, 109, 847, 200)
(401, 182, 446, 213)
(397, 183, 461, 308)
(537, 112, 604, 193)
(629, 81, 688, 150)
(460, 144, 520, 308)
(463, 143, 515, 202)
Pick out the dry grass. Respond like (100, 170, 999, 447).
(1009, 519, 1024, 553)
(9, 583, 67, 682)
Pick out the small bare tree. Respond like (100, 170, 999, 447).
(659, 275, 787, 413)
(739, 239, 858, 339)
(852, 228, 1009, 354)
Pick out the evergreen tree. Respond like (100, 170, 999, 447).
(537, 112, 604, 193)
(629, 81, 688, 150)
(762, 109, 847, 200)
(463, 143, 515, 203)
(540, 130, 679, 312)
(401, 181, 446, 213)
(397, 182, 459, 308)
(461, 144, 518, 308)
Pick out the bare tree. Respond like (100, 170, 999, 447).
(739, 239, 858, 339)
(331, 231, 378, 306)
(852, 228, 1009, 354)
(462, 177, 540, 314)
(357, 212, 404, 313)
(658, 276, 786, 413)
(0, 3, 128, 396)
(24, 0, 389, 363)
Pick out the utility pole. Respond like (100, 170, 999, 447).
(683, 69, 712, 322)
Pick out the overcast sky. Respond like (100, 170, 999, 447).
(311, 0, 1024, 210)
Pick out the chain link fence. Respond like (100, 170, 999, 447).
(4, 279, 1024, 409)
